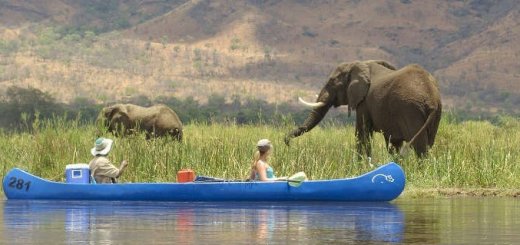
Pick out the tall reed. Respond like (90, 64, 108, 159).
(1, 116, 519, 196)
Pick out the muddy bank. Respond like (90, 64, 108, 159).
(403, 187, 520, 198)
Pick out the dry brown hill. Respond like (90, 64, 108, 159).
(0, 0, 519, 114)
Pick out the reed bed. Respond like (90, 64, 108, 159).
(1, 116, 519, 197)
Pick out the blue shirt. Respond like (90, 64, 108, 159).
(255, 160, 276, 180)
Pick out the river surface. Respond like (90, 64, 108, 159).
(0, 198, 519, 244)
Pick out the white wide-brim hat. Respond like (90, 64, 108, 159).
(91, 138, 113, 156)
(257, 139, 272, 152)
(257, 139, 271, 147)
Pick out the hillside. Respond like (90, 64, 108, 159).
(0, 0, 519, 115)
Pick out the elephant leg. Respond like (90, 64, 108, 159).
(395, 110, 428, 156)
(385, 135, 395, 154)
(355, 138, 370, 159)
(116, 125, 127, 137)
(355, 114, 373, 158)
(177, 130, 183, 141)
(355, 131, 365, 158)
(144, 124, 159, 140)
(384, 135, 396, 154)
(145, 130, 153, 140)
(410, 134, 428, 157)
(154, 129, 166, 138)
(390, 138, 404, 154)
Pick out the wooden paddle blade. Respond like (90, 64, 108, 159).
(287, 172, 307, 187)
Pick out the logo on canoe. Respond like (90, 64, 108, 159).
(371, 174, 394, 184)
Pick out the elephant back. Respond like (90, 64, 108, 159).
(155, 104, 183, 127)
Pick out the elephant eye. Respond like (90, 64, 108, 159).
(335, 79, 345, 88)
(344, 73, 351, 81)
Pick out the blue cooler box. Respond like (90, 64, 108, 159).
(65, 164, 90, 184)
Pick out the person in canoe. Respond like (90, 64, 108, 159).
(248, 139, 286, 181)
(89, 137, 129, 183)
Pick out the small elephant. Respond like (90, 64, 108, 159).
(285, 60, 442, 157)
(99, 103, 183, 141)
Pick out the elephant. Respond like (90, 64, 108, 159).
(99, 103, 183, 141)
(285, 60, 442, 158)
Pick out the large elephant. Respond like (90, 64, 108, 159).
(100, 103, 183, 141)
(285, 60, 442, 157)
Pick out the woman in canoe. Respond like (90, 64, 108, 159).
(89, 137, 129, 183)
(248, 139, 285, 181)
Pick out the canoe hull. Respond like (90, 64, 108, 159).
(2, 162, 405, 202)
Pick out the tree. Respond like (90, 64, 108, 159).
(0, 86, 64, 130)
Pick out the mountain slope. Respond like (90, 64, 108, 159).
(0, 0, 518, 114)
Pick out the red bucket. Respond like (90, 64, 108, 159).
(177, 169, 196, 183)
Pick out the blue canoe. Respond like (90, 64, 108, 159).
(2, 162, 405, 202)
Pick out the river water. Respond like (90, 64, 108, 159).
(0, 198, 518, 244)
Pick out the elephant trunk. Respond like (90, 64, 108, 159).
(95, 113, 110, 133)
(285, 104, 331, 145)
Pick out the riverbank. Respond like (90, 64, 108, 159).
(404, 187, 520, 198)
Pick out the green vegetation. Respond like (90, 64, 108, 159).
(0, 86, 352, 131)
(1, 115, 519, 198)
(230, 37, 241, 51)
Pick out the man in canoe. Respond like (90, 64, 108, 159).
(89, 137, 129, 183)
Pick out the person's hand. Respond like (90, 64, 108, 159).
(275, 176, 288, 181)
(116, 160, 129, 178)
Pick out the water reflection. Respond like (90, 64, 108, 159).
(1, 200, 404, 244)
(395, 198, 520, 244)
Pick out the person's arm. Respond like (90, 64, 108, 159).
(273, 176, 288, 181)
(116, 160, 128, 178)
(94, 158, 126, 179)
(248, 167, 256, 181)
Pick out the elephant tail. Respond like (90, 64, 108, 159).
(403, 109, 438, 154)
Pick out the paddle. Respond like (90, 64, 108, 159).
(283, 171, 308, 187)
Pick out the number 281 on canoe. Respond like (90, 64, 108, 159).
(8, 177, 31, 191)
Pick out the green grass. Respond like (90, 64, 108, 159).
(1, 116, 519, 197)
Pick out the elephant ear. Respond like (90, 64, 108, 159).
(112, 106, 129, 121)
(108, 105, 129, 125)
(104, 105, 119, 119)
(347, 62, 371, 111)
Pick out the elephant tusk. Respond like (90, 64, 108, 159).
(298, 97, 325, 108)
